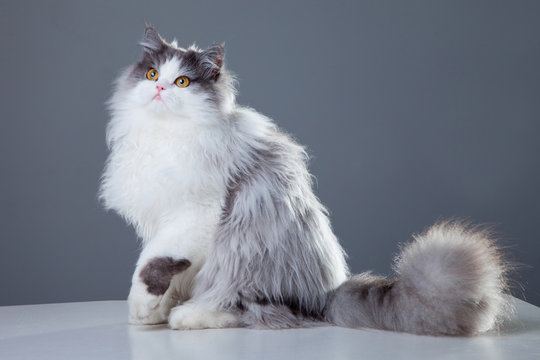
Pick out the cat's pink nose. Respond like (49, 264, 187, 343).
(156, 85, 165, 91)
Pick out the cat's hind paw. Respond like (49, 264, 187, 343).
(168, 302, 239, 330)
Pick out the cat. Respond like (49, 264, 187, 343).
(100, 26, 511, 336)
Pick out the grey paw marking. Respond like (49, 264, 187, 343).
(139, 257, 191, 295)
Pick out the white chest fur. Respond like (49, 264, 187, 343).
(101, 112, 229, 241)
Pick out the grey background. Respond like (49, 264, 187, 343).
(0, 0, 538, 307)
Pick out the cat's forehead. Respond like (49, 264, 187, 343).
(137, 48, 200, 78)
(158, 57, 182, 79)
(143, 43, 182, 63)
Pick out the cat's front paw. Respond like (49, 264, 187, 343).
(128, 286, 168, 325)
(168, 302, 239, 330)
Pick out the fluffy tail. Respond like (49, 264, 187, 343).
(325, 222, 511, 336)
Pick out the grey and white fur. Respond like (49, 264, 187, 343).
(100, 27, 511, 336)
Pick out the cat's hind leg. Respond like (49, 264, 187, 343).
(168, 300, 240, 330)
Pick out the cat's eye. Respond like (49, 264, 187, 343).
(146, 68, 159, 81)
(175, 76, 190, 88)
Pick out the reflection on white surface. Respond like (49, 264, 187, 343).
(1, 298, 539, 360)
(126, 297, 539, 360)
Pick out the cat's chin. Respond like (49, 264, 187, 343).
(144, 99, 173, 115)
(140, 103, 192, 122)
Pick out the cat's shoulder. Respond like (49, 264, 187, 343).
(228, 106, 277, 140)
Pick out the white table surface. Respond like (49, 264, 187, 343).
(1, 297, 539, 360)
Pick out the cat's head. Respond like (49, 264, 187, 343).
(110, 27, 236, 121)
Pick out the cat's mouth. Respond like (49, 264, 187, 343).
(153, 93, 162, 101)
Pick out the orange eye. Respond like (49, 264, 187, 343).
(146, 68, 159, 81)
(175, 76, 190, 88)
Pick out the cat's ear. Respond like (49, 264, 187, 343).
(140, 26, 165, 54)
(200, 44, 225, 81)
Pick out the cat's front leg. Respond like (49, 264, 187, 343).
(128, 236, 196, 325)
(128, 206, 216, 324)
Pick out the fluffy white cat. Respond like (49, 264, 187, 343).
(100, 27, 511, 335)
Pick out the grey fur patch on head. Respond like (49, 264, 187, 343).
(133, 26, 224, 83)
(139, 257, 191, 295)
(131, 27, 184, 82)
(122, 26, 234, 110)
